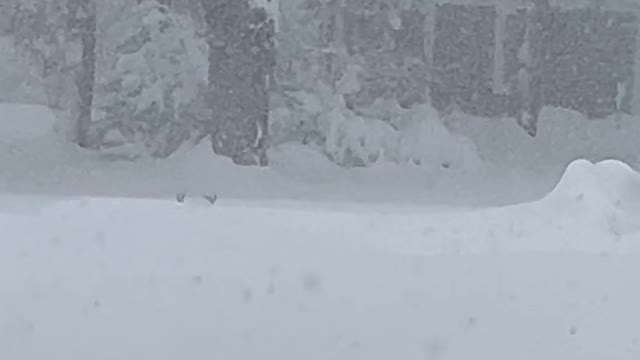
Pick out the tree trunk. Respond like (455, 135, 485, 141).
(73, 0, 97, 148)
(201, 0, 275, 166)
(518, 0, 552, 137)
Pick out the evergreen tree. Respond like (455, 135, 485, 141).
(5, 0, 97, 146)
(93, 0, 208, 158)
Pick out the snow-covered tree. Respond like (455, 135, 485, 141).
(270, 0, 356, 150)
(272, 0, 436, 166)
(276, 0, 426, 107)
(4, 0, 97, 146)
(69, 0, 97, 147)
(512, 0, 552, 137)
(93, 0, 208, 158)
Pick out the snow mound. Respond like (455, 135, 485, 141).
(0, 103, 56, 143)
(544, 158, 640, 237)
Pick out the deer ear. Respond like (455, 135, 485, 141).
(203, 194, 218, 205)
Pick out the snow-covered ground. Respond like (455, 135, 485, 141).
(2, 103, 640, 359)
(2, 159, 640, 360)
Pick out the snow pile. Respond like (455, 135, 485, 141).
(541, 158, 640, 239)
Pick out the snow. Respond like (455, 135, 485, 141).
(2, 104, 640, 359)
(0, 126, 543, 207)
(541, 158, 640, 244)
(2, 158, 640, 359)
(5, 102, 640, 207)
(274, 93, 485, 170)
(0, 104, 55, 142)
(2, 102, 640, 207)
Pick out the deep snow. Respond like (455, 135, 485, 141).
(2, 158, 640, 360)
(2, 104, 640, 359)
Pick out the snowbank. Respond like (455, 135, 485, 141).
(2, 159, 640, 359)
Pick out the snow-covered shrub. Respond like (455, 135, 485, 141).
(271, 89, 483, 171)
(319, 100, 398, 167)
(390, 104, 484, 171)
(94, 0, 208, 158)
